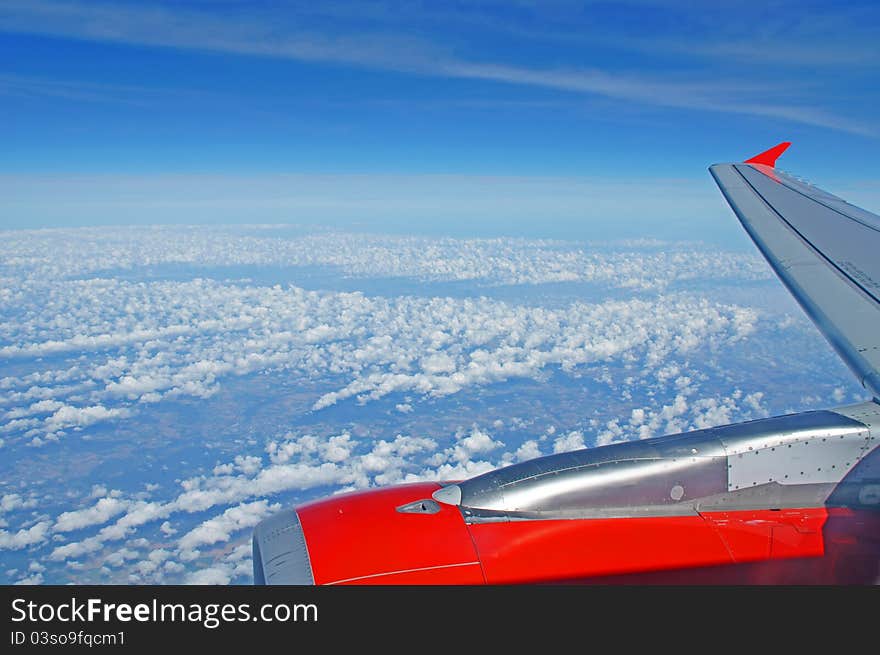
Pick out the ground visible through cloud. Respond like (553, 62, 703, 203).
(0, 225, 866, 584)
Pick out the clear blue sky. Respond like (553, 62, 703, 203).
(1, 1, 878, 238)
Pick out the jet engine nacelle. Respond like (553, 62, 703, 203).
(253, 402, 880, 584)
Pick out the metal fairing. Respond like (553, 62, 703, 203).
(435, 403, 879, 523)
(251, 402, 880, 581)
(251, 508, 314, 585)
(826, 403, 880, 510)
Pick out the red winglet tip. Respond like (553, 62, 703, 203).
(744, 141, 791, 167)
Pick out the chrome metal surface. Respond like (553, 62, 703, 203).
(451, 404, 878, 521)
(460, 502, 701, 523)
(453, 430, 727, 513)
(489, 455, 726, 513)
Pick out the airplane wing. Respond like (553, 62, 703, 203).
(710, 143, 880, 399)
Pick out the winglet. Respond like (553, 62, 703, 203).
(745, 142, 791, 167)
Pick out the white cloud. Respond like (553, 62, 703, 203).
(133, 549, 172, 577)
(454, 426, 503, 459)
(553, 430, 586, 453)
(0, 521, 51, 551)
(421, 353, 456, 375)
(0, 229, 766, 447)
(105, 548, 140, 568)
(511, 439, 543, 462)
(184, 566, 231, 585)
(1, 494, 30, 513)
(177, 500, 277, 551)
(15, 572, 44, 585)
(54, 496, 130, 533)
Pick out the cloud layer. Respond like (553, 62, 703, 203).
(0, 225, 865, 585)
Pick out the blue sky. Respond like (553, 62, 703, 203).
(1, 1, 878, 237)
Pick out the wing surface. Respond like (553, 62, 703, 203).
(710, 143, 880, 398)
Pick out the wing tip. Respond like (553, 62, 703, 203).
(744, 141, 791, 167)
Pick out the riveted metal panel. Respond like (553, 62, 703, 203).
(832, 401, 880, 433)
(715, 410, 864, 455)
(726, 436, 871, 490)
(718, 410, 871, 490)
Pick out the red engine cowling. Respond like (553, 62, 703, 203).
(253, 481, 880, 585)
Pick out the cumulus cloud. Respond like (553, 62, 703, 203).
(509, 439, 543, 463)
(0, 225, 861, 584)
(2, 278, 762, 447)
(132, 549, 172, 577)
(15, 572, 44, 585)
(177, 500, 277, 551)
(184, 567, 232, 585)
(553, 430, 586, 453)
(0, 226, 773, 449)
(0, 227, 770, 294)
(54, 496, 131, 533)
(310, 295, 758, 411)
(0, 521, 51, 551)
(1, 494, 33, 514)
